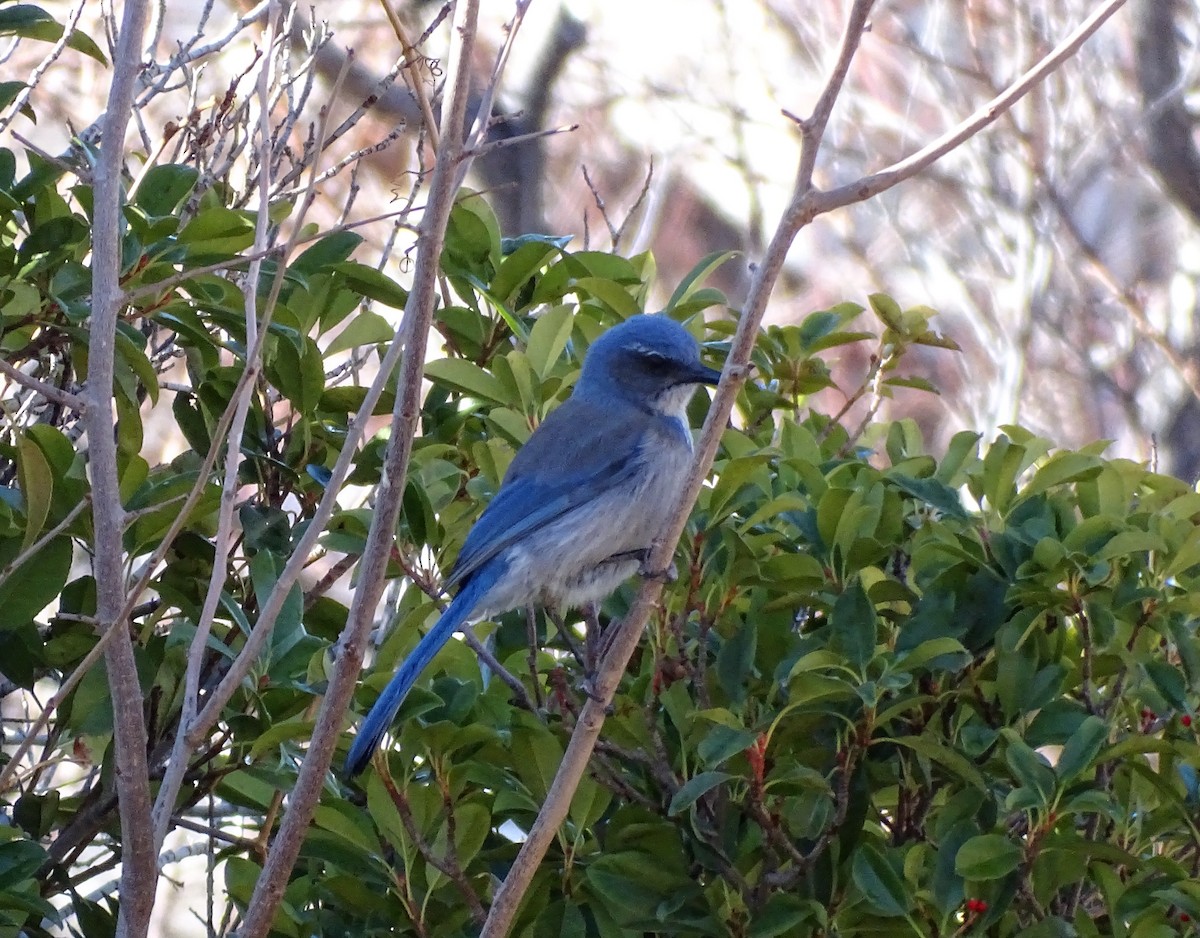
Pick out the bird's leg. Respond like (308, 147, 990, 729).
(639, 557, 679, 583)
(524, 607, 545, 709)
(603, 547, 678, 583)
(546, 607, 586, 666)
(583, 601, 602, 675)
(578, 602, 619, 705)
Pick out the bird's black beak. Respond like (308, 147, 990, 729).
(693, 363, 723, 385)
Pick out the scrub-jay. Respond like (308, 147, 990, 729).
(344, 314, 721, 777)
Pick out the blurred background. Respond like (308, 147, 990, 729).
(15, 1, 1200, 473)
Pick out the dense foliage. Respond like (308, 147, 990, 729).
(2, 145, 1200, 936)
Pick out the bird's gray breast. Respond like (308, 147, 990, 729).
(491, 415, 695, 612)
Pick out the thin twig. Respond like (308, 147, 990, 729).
(232, 5, 482, 935)
(460, 123, 579, 161)
(0, 498, 88, 589)
(378, 0, 443, 152)
(150, 0, 278, 855)
(581, 165, 618, 246)
(808, 0, 1129, 216)
(0, 359, 88, 411)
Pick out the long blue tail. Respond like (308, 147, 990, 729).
(343, 566, 500, 777)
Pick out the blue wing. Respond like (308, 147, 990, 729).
(445, 394, 652, 591)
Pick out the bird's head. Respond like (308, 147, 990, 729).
(577, 314, 722, 414)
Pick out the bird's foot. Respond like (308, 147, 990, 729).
(579, 676, 614, 713)
(638, 557, 678, 583)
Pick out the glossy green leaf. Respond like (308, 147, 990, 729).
(668, 771, 735, 816)
(955, 834, 1021, 880)
(851, 843, 911, 916)
(425, 357, 510, 405)
(324, 310, 395, 356)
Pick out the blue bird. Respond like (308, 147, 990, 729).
(344, 314, 721, 777)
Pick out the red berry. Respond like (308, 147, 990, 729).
(1181, 912, 1191, 923)
(1182, 715, 1193, 728)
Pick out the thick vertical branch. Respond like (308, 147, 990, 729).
(85, 0, 154, 935)
(232, 3, 481, 935)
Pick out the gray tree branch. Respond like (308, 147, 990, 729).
(233, 2, 483, 934)
(85, 0, 155, 934)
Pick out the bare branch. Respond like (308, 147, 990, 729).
(0, 498, 88, 588)
(85, 0, 156, 933)
(810, 0, 1129, 215)
(149, 0, 278, 854)
(460, 122, 578, 161)
(0, 358, 87, 411)
(233, 4, 483, 933)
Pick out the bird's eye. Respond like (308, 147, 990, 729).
(639, 351, 672, 373)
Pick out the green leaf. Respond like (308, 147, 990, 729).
(749, 895, 818, 938)
(571, 276, 641, 316)
(292, 231, 363, 275)
(0, 5, 61, 41)
(0, 835, 48, 881)
(249, 550, 305, 664)
(533, 901, 587, 938)
(881, 735, 988, 791)
(696, 725, 758, 768)
(491, 239, 565, 304)
(268, 335, 324, 412)
(329, 261, 409, 308)
(1143, 660, 1188, 711)
(1002, 729, 1056, 804)
(15, 433, 52, 550)
(1055, 716, 1108, 783)
(936, 430, 982, 485)
(887, 473, 969, 520)
(425, 357, 510, 405)
(668, 771, 735, 815)
(0, 536, 71, 630)
(715, 620, 757, 702)
(525, 303, 575, 377)
(0, 81, 26, 112)
(829, 576, 876, 670)
(65, 27, 107, 63)
(955, 834, 1022, 880)
(882, 375, 939, 394)
(177, 206, 256, 253)
(1020, 452, 1103, 500)
(114, 329, 160, 404)
(324, 310, 394, 356)
(585, 851, 698, 923)
(664, 250, 739, 313)
(510, 719, 566, 800)
(851, 843, 911, 916)
(135, 164, 199, 216)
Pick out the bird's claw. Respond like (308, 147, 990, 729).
(639, 559, 678, 583)
(579, 677, 614, 712)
